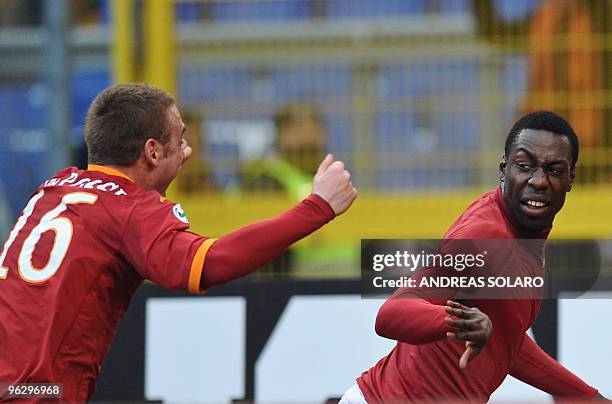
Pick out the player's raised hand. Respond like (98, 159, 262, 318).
(312, 154, 357, 216)
(444, 300, 493, 369)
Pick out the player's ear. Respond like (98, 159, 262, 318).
(499, 155, 507, 183)
(143, 138, 162, 167)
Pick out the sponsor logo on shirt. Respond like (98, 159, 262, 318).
(173, 204, 189, 224)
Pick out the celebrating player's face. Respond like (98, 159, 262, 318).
(500, 129, 575, 234)
(157, 104, 190, 194)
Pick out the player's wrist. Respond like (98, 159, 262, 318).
(307, 193, 336, 220)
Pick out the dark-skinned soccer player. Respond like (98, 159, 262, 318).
(341, 111, 609, 403)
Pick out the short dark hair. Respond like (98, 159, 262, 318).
(84, 83, 175, 166)
(504, 111, 579, 169)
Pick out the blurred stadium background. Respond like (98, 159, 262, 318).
(0, 0, 611, 403)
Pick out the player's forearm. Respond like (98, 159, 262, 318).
(201, 194, 334, 287)
(375, 295, 450, 344)
(510, 334, 598, 399)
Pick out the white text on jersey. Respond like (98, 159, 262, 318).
(43, 173, 128, 196)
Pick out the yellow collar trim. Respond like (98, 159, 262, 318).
(87, 164, 134, 182)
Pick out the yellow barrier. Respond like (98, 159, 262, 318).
(111, 0, 136, 83)
(144, 0, 176, 94)
(177, 187, 612, 240)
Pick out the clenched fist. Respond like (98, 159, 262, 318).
(312, 154, 358, 216)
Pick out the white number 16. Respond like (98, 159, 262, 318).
(0, 190, 97, 283)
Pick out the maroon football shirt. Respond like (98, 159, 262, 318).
(357, 188, 597, 402)
(0, 163, 335, 403)
(0, 165, 212, 401)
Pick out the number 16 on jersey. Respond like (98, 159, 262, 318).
(0, 191, 98, 283)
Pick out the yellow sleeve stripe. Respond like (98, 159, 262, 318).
(188, 238, 217, 294)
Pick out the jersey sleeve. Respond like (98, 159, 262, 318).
(375, 220, 513, 345)
(201, 194, 334, 288)
(374, 285, 453, 344)
(510, 334, 598, 398)
(120, 192, 210, 294)
(373, 241, 471, 345)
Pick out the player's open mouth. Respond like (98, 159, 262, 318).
(520, 199, 550, 216)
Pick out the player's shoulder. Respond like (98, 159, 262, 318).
(445, 188, 513, 240)
(40, 166, 144, 212)
(77, 167, 190, 226)
(42, 166, 132, 193)
(39, 165, 189, 225)
(130, 191, 191, 227)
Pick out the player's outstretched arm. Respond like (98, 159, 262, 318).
(374, 279, 459, 345)
(201, 154, 357, 288)
(509, 333, 601, 399)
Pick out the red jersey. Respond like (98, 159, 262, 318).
(0, 165, 211, 401)
(357, 187, 597, 402)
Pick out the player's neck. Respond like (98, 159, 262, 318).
(101, 164, 160, 194)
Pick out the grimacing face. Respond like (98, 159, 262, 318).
(500, 129, 575, 235)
